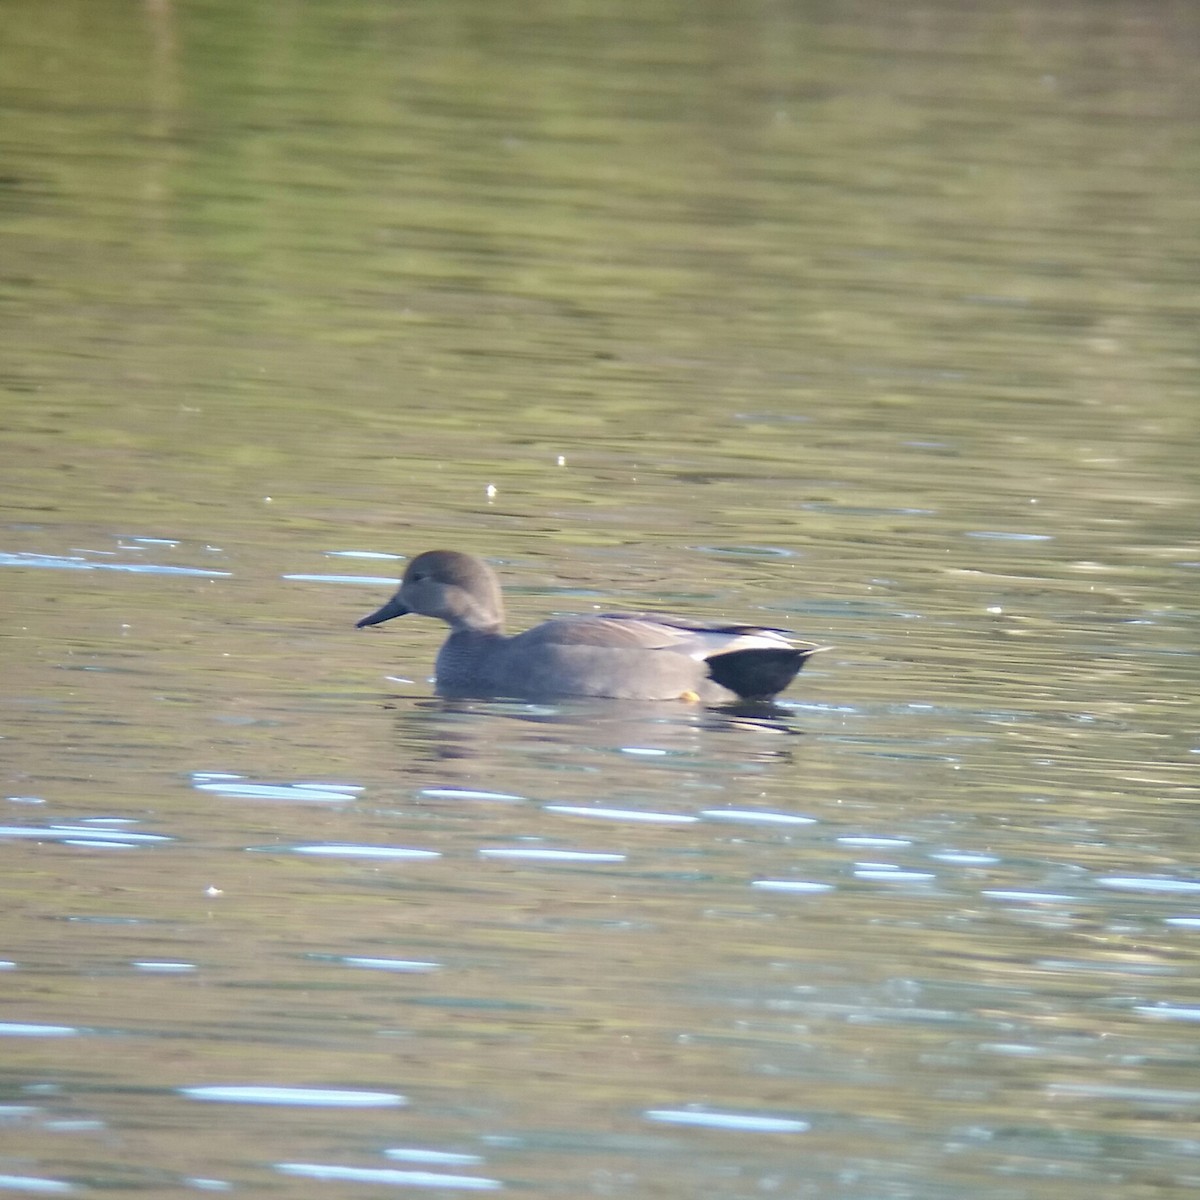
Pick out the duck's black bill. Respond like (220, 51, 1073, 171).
(356, 596, 409, 628)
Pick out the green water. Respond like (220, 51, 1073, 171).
(1, 1, 1198, 1197)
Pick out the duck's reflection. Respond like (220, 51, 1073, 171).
(371, 692, 805, 789)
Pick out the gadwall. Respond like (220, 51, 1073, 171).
(356, 550, 826, 703)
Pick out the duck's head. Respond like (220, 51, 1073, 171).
(356, 549, 504, 633)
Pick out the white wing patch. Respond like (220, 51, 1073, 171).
(676, 627, 795, 661)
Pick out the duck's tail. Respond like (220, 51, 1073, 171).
(706, 644, 829, 701)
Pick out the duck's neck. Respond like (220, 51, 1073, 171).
(435, 626, 506, 691)
(446, 593, 504, 635)
(446, 614, 503, 636)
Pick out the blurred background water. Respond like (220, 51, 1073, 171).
(1, 0, 1198, 1196)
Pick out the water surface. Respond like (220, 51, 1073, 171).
(1, 1, 1198, 1196)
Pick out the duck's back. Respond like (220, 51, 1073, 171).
(485, 617, 700, 700)
(476, 613, 803, 701)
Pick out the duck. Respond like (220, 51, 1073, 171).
(356, 549, 826, 703)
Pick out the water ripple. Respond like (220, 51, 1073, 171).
(0, 551, 230, 577)
(180, 1086, 404, 1108)
(545, 805, 698, 824)
(644, 1107, 809, 1133)
(277, 1163, 500, 1190)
